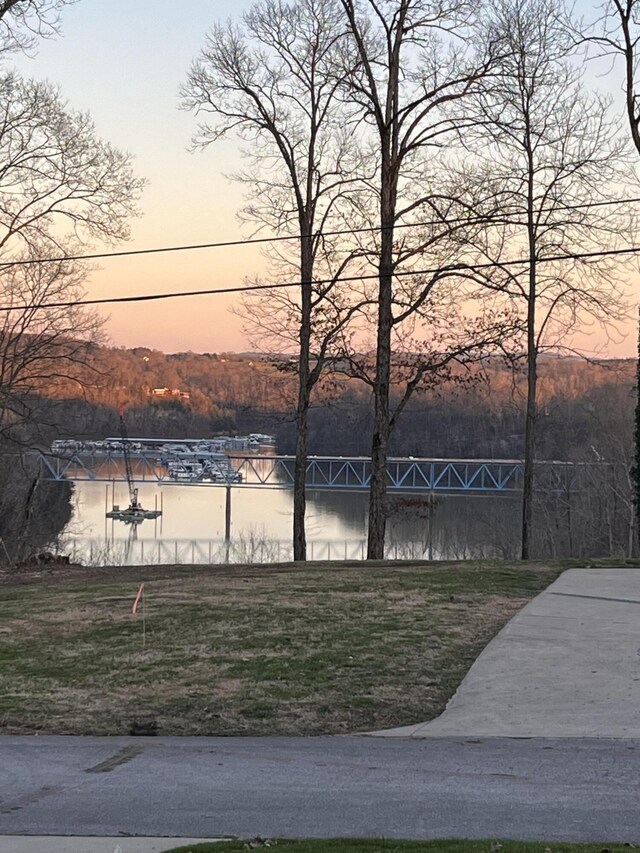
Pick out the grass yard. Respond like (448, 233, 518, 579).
(0, 560, 564, 735)
(163, 839, 632, 853)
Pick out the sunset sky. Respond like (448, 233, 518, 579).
(11, 0, 262, 354)
(8, 0, 640, 357)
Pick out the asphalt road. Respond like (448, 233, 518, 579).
(2, 735, 640, 842)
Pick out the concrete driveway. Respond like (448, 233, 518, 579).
(377, 568, 640, 738)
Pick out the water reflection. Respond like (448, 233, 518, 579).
(59, 480, 521, 565)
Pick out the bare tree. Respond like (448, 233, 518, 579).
(1, 75, 142, 259)
(337, 0, 500, 558)
(469, 0, 635, 559)
(336, 292, 519, 448)
(0, 0, 143, 561)
(0, 0, 73, 56)
(183, 0, 362, 561)
(579, 0, 640, 552)
(0, 259, 104, 444)
(581, 1, 640, 152)
(526, 378, 637, 559)
(0, 38, 144, 445)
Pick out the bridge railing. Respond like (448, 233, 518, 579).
(37, 451, 533, 492)
(64, 537, 451, 566)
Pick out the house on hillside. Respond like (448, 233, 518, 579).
(150, 387, 191, 400)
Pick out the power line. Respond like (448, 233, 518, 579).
(1, 195, 640, 268)
(2, 242, 639, 313)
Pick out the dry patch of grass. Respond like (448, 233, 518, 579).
(0, 561, 562, 736)
(165, 841, 633, 853)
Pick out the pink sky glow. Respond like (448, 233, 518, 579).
(8, 0, 640, 358)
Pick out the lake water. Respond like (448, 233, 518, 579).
(59, 480, 523, 564)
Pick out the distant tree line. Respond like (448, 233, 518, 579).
(0, 338, 636, 560)
(39, 346, 639, 560)
(44, 344, 633, 460)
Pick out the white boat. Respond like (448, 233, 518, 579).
(167, 460, 205, 480)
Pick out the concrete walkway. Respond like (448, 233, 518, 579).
(377, 568, 640, 738)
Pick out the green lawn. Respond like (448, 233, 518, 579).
(0, 560, 564, 735)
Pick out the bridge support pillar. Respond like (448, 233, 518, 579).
(225, 485, 232, 543)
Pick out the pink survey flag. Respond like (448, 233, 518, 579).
(132, 582, 144, 614)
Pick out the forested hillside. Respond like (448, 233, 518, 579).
(41, 344, 634, 463)
(0, 344, 633, 564)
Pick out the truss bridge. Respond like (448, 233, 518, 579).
(35, 450, 563, 493)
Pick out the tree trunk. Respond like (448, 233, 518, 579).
(634, 306, 640, 554)
(521, 193, 537, 560)
(293, 234, 313, 561)
(293, 376, 310, 561)
(367, 335, 391, 558)
(367, 153, 395, 560)
(521, 347, 537, 559)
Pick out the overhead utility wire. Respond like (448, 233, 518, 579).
(2, 195, 640, 268)
(3, 242, 640, 313)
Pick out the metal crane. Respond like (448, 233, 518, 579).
(105, 407, 162, 525)
(119, 405, 141, 511)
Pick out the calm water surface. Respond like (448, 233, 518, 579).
(59, 480, 521, 564)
